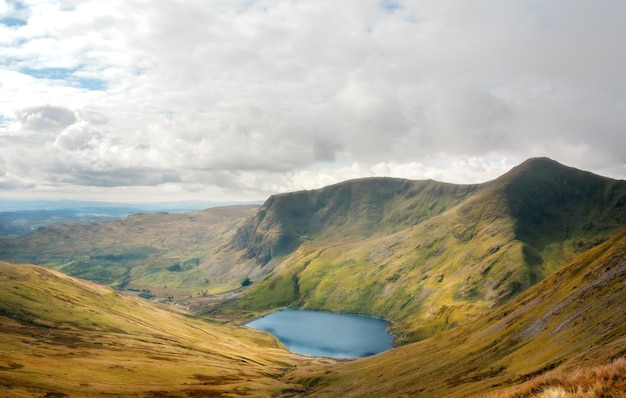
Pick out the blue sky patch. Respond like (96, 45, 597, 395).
(380, 0, 402, 12)
(0, 17, 27, 26)
(0, 113, 9, 129)
(20, 67, 106, 91)
(21, 67, 74, 80)
(76, 78, 107, 91)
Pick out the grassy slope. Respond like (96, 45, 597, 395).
(1, 229, 624, 397)
(229, 158, 626, 342)
(233, 190, 521, 342)
(0, 261, 330, 397)
(0, 205, 259, 295)
(285, 229, 626, 397)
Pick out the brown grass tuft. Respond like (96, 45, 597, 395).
(487, 357, 626, 398)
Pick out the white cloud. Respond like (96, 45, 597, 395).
(0, 0, 625, 202)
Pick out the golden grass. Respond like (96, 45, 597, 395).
(485, 358, 626, 398)
(2, 225, 625, 397)
(0, 261, 329, 397)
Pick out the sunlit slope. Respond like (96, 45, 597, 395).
(0, 205, 258, 294)
(231, 158, 626, 342)
(286, 229, 626, 397)
(233, 186, 519, 342)
(0, 261, 327, 397)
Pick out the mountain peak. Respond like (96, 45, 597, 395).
(501, 157, 575, 179)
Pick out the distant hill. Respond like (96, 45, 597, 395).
(0, 205, 260, 295)
(0, 207, 141, 236)
(0, 199, 261, 236)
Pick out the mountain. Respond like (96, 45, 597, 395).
(0, 260, 326, 397)
(224, 158, 626, 342)
(0, 205, 260, 295)
(287, 228, 626, 397)
(1, 158, 626, 341)
(1, 157, 625, 396)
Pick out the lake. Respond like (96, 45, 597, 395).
(246, 308, 394, 359)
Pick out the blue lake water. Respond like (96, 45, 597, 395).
(246, 308, 394, 359)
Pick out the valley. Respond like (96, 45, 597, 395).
(0, 261, 328, 397)
(1, 157, 625, 396)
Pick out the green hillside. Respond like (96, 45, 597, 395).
(227, 158, 626, 342)
(286, 229, 626, 397)
(2, 227, 624, 396)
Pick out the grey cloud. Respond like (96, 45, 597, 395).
(16, 105, 76, 133)
(313, 138, 340, 162)
(57, 167, 182, 188)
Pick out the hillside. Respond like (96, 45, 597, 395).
(1, 158, 625, 341)
(285, 229, 626, 397)
(1, 157, 626, 396)
(225, 158, 626, 342)
(0, 205, 259, 295)
(2, 229, 624, 397)
(0, 261, 327, 397)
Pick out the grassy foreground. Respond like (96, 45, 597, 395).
(0, 261, 329, 397)
(1, 221, 625, 397)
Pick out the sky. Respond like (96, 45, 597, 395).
(1, 0, 625, 203)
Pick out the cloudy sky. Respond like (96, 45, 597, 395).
(1, 0, 625, 202)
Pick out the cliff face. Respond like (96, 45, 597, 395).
(231, 177, 480, 265)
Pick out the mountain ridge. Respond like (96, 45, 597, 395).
(1, 157, 626, 340)
(225, 157, 626, 342)
(231, 176, 480, 265)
